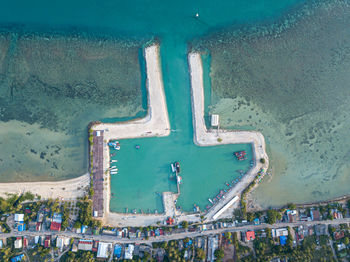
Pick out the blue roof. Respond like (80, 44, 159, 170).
(18, 224, 25, 232)
(11, 254, 24, 262)
(280, 235, 287, 246)
(114, 244, 122, 257)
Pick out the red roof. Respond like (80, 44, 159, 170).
(246, 231, 255, 241)
(166, 217, 174, 225)
(50, 222, 61, 231)
(44, 239, 50, 248)
(23, 238, 28, 248)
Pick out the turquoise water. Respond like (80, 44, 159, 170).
(0, 0, 317, 209)
(109, 42, 253, 213)
(197, 0, 350, 208)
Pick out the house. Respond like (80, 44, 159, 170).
(36, 222, 42, 231)
(92, 240, 99, 252)
(71, 243, 78, 252)
(78, 239, 93, 251)
(14, 214, 24, 223)
(17, 224, 25, 232)
(124, 244, 134, 260)
(246, 231, 255, 241)
(56, 236, 70, 252)
(166, 217, 174, 226)
(279, 236, 287, 246)
(23, 238, 28, 248)
(334, 231, 345, 240)
(11, 254, 25, 262)
(310, 210, 321, 221)
(52, 213, 62, 223)
(273, 228, 288, 237)
(286, 210, 298, 223)
(97, 242, 112, 258)
(14, 237, 22, 249)
(50, 222, 61, 231)
(81, 225, 88, 234)
(34, 236, 40, 245)
(114, 244, 122, 258)
(44, 236, 51, 248)
(211, 114, 219, 127)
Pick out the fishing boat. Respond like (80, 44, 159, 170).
(177, 175, 183, 184)
(135, 145, 140, 149)
(175, 162, 180, 173)
(208, 198, 213, 204)
(111, 160, 118, 163)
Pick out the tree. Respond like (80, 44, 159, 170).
(344, 237, 349, 245)
(287, 203, 296, 210)
(214, 248, 225, 261)
(266, 209, 281, 224)
(181, 221, 188, 229)
(196, 248, 205, 260)
(260, 158, 265, 164)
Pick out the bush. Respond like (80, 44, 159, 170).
(260, 158, 266, 164)
(217, 137, 223, 142)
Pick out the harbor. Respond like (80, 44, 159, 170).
(88, 44, 268, 227)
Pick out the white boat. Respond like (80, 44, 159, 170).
(111, 160, 118, 163)
(171, 163, 176, 173)
(208, 198, 213, 204)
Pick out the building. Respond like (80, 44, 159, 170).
(246, 231, 255, 241)
(114, 244, 122, 258)
(334, 231, 345, 240)
(17, 223, 25, 232)
(279, 236, 287, 246)
(11, 254, 25, 262)
(124, 244, 134, 260)
(44, 236, 51, 248)
(272, 228, 288, 238)
(50, 222, 61, 231)
(78, 239, 93, 251)
(310, 210, 321, 221)
(23, 238, 28, 248)
(97, 242, 112, 258)
(14, 238, 22, 249)
(56, 236, 70, 252)
(14, 214, 24, 223)
(211, 114, 219, 127)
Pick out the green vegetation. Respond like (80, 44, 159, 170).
(259, 158, 265, 164)
(214, 248, 224, 261)
(266, 209, 282, 224)
(61, 250, 95, 262)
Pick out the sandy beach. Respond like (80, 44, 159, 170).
(188, 52, 269, 221)
(0, 173, 90, 200)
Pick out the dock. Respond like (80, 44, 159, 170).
(92, 130, 104, 218)
(162, 192, 178, 217)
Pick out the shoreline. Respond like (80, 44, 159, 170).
(0, 173, 90, 200)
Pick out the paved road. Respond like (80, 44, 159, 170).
(4, 218, 350, 245)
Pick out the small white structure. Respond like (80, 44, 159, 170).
(272, 228, 289, 238)
(96, 131, 101, 137)
(97, 242, 112, 258)
(14, 238, 22, 249)
(14, 214, 24, 223)
(124, 244, 134, 260)
(211, 114, 219, 127)
(93, 211, 98, 217)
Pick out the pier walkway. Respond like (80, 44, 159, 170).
(92, 130, 105, 218)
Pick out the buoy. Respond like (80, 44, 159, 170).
(195, 13, 199, 18)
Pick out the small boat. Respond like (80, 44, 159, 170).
(135, 145, 140, 149)
(175, 162, 180, 173)
(111, 160, 118, 163)
(171, 163, 176, 173)
(208, 198, 213, 204)
(177, 176, 182, 184)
